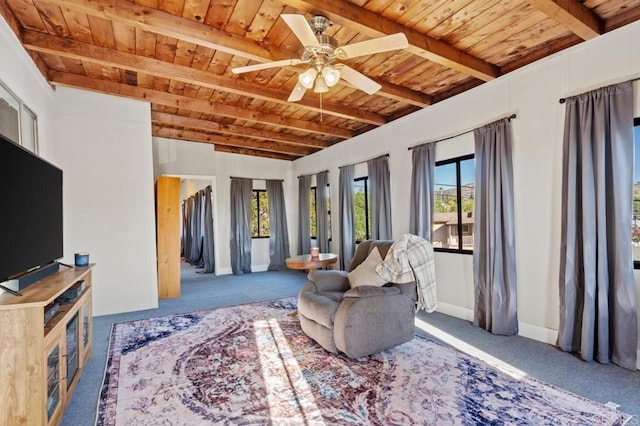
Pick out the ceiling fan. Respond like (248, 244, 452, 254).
(232, 14, 409, 102)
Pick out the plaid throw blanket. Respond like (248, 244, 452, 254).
(376, 234, 437, 312)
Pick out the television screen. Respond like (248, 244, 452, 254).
(0, 134, 63, 282)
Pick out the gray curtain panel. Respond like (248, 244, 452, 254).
(230, 178, 253, 275)
(267, 180, 291, 270)
(410, 143, 436, 241)
(316, 170, 330, 253)
(189, 193, 202, 265)
(199, 186, 215, 274)
(558, 81, 637, 370)
(181, 200, 190, 259)
(298, 175, 311, 256)
(367, 155, 392, 240)
(473, 118, 518, 336)
(196, 191, 206, 269)
(339, 165, 355, 270)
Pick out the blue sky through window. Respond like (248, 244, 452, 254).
(434, 158, 475, 190)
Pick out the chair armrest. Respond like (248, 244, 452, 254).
(391, 282, 417, 302)
(344, 286, 401, 298)
(307, 270, 350, 292)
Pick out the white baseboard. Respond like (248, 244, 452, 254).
(216, 267, 232, 275)
(252, 264, 269, 272)
(518, 322, 558, 345)
(435, 302, 474, 322)
(434, 301, 558, 345)
(214, 265, 269, 275)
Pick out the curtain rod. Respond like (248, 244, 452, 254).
(297, 169, 329, 178)
(230, 176, 284, 182)
(407, 113, 517, 150)
(338, 153, 389, 169)
(558, 77, 640, 104)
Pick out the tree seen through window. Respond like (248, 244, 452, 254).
(251, 189, 270, 238)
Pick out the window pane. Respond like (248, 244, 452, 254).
(259, 192, 270, 237)
(460, 158, 475, 250)
(353, 179, 367, 241)
(251, 191, 259, 237)
(327, 186, 332, 240)
(21, 105, 37, 153)
(633, 125, 640, 262)
(310, 188, 317, 238)
(433, 163, 457, 249)
(0, 84, 20, 143)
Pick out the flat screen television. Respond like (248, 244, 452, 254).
(0, 133, 63, 283)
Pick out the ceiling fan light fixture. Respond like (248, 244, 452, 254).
(321, 66, 340, 87)
(299, 68, 317, 89)
(313, 75, 329, 93)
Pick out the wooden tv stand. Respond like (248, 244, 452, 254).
(0, 264, 94, 426)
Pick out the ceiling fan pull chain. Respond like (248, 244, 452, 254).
(320, 93, 323, 122)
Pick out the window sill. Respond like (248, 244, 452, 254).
(252, 236, 270, 239)
(434, 248, 473, 255)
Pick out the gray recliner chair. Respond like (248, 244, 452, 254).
(297, 240, 417, 358)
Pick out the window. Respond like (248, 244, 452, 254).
(353, 177, 370, 242)
(310, 185, 331, 240)
(251, 190, 270, 238)
(633, 118, 640, 268)
(0, 79, 38, 153)
(310, 187, 317, 238)
(432, 154, 475, 253)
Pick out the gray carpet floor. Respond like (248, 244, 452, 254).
(62, 262, 640, 425)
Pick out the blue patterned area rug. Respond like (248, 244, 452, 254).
(96, 298, 630, 425)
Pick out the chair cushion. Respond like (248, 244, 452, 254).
(298, 290, 344, 328)
(347, 247, 387, 288)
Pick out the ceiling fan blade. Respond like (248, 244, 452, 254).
(336, 33, 408, 59)
(337, 65, 382, 95)
(232, 59, 304, 74)
(287, 82, 307, 102)
(281, 14, 320, 48)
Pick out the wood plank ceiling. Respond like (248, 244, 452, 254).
(2, 0, 640, 161)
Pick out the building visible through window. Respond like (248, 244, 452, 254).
(433, 155, 475, 253)
(251, 189, 270, 238)
(354, 177, 370, 242)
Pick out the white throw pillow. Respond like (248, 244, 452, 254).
(347, 247, 387, 288)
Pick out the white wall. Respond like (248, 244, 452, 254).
(0, 19, 159, 316)
(53, 87, 158, 316)
(152, 137, 295, 274)
(293, 21, 640, 362)
(181, 178, 211, 201)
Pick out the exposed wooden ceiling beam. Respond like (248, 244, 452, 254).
(151, 111, 332, 149)
(0, 1, 48, 79)
(23, 30, 385, 126)
(49, 71, 353, 139)
(35, 0, 287, 63)
(0, 0, 22, 40)
(525, 0, 603, 40)
(34, 0, 431, 108)
(605, 5, 640, 32)
(152, 125, 313, 157)
(500, 34, 582, 75)
(278, 0, 499, 81)
(214, 144, 298, 161)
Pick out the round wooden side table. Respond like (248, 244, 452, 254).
(285, 253, 338, 316)
(285, 253, 338, 271)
